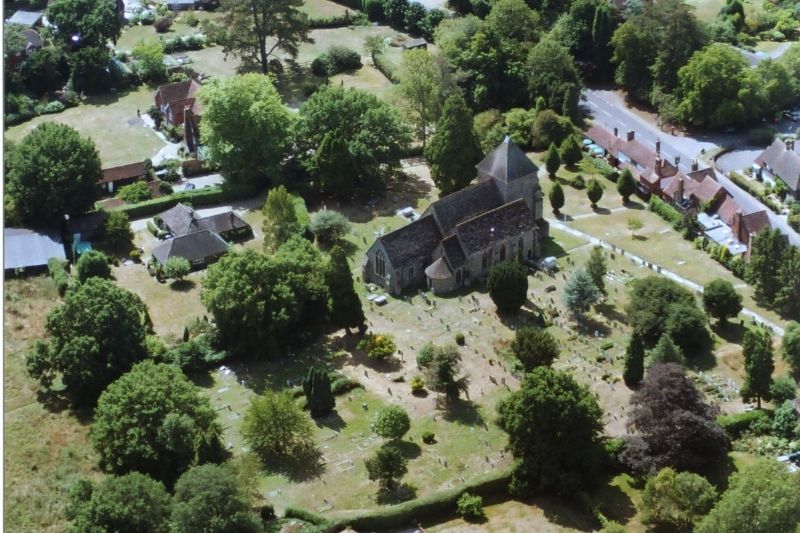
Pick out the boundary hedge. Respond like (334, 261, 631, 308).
(106, 186, 249, 219)
(373, 52, 399, 83)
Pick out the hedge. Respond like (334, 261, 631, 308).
(373, 52, 399, 83)
(108, 186, 247, 219)
(717, 409, 771, 439)
(325, 470, 511, 531)
(648, 195, 683, 228)
(729, 171, 781, 214)
(309, 11, 366, 28)
(332, 0, 365, 11)
(47, 258, 72, 297)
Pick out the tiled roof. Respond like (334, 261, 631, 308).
(100, 161, 148, 184)
(427, 179, 503, 234)
(193, 211, 250, 235)
(455, 199, 537, 255)
(476, 136, 538, 183)
(379, 215, 441, 267)
(158, 203, 195, 236)
(4, 228, 65, 270)
(424, 257, 452, 279)
(152, 230, 228, 264)
(587, 124, 678, 180)
(663, 172, 723, 204)
(757, 139, 800, 192)
(158, 203, 250, 237)
(740, 210, 770, 238)
(441, 235, 465, 269)
(716, 195, 743, 226)
(155, 79, 201, 108)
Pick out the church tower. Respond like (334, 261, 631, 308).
(475, 136, 542, 219)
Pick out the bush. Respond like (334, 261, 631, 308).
(487, 261, 528, 314)
(163, 256, 191, 280)
(747, 126, 775, 145)
(417, 343, 436, 368)
(48, 258, 71, 296)
(158, 181, 173, 195)
(571, 175, 586, 189)
(357, 333, 397, 359)
(374, 405, 411, 440)
(76, 250, 111, 282)
(43, 100, 66, 114)
(309, 210, 351, 244)
(130, 249, 142, 262)
(454, 332, 465, 345)
(456, 492, 485, 522)
(365, 0, 385, 21)
(373, 52, 398, 83)
(184, 11, 199, 26)
(140, 10, 155, 24)
(154, 15, 174, 33)
(111, 186, 249, 219)
(717, 410, 771, 439)
(649, 195, 683, 228)
(311, 55, 330, 76)
(421, 431, 435, 444)
(331, 375, 363, 395)
(283, 507, 330, 526)
(118, 181, 152, 204)
(314, 46, 362, 76)
(410, 375, 425, 394)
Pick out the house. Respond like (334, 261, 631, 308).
(4, 228, 66, 273)
(755, 138, 800, 200)
(155, 203, 252, 241)
(586, 125, 678, 195)
(151, 230, 228, 268)
(99, 161, 149, 194)
(661, 167, 726, 212)
(154, 79, 201, 127)
(716, 196, 771, 257)
(5, 28, 44, 66)
(7, 10, 43, 28)
(402, 38, 428, 51)
(363, 137, 547, 295)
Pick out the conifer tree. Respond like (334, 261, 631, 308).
(560, 135, 582, 167)
(545, 142, 560, 178)
(326, 246, 366, 334)
(549, 182, 565, 214)
(617, 167, 636, 203)
(425, 93, 483, 194)
(742, 328, 774, 408)
(585, 246, 607, 294)
(623, 333, 645, 387)
(315, 129, 358, 199)
(303, 367, 335, 417)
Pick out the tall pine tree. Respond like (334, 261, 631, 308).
(303, 367, 335, 417)
(585, 246, 606, 294)
(591, 3, 615, 79)
(623, 333, 645, 387)
(425, 93, 483, 195)
(315, 129, 357, 199)
(545, 142, 561, 178)
(326, 245, 366, 334)
(747, 229, 790, 305)
(742, 328, 774, 408)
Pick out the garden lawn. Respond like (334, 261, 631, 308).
(4, 86, 165, 168)
(300, 0, 352, 18)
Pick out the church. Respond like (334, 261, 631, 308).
(363, 137, 548, 295)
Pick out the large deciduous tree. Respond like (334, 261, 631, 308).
(242, 389, 314, 460)
(198, 74, 293, 189)
(91, 361, 224, 486)
(326, 245, 366, 334)
(262, 185, 301, 253)
(526, 36, 583, 112)
(626, 277, 698, 347)
(75, 250, 111, 282)
(640, 467, 717, 531)
(742, 328, 774, 409)
(702, 279, 742, 324)
(217, 0, 311, 74)
(418, 344, 469, 401)
(497, 367, 604, 496)
(395, 49, 451, 148)
(27, 278, 151, 405)
(314, 129, 358, 199)
(47, 0, 121, 48)
(782, 321, 800, 376)
(488, 260, 528, 314)
(365, 442, 408, 493)
(6, 122, 101, 225)
(621, 363, 730, 476)
(425, 93, 483, 195)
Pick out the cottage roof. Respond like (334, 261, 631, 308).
(152, 230, 228, 264)
(8, 11, 42, 27)
(756, 139, 800, 192)
(424, 257, 452, 280)
(158, 203, 196, 236)
(155, 79, 201, 108)
(21, 29, 42, 48)
(663, 172, 723, 204)
(193, 211, 251, 235)
(716, 195, 743, 226)
(739, 210, 771, 239)
(476, 136, 538, 184)
(4, 228, 66, 270)
(66, 211, 108, 239)
(427, 179, 503, 234)
(378, 214, 441, 267)
(455, 199, 537, 255)
(441, 235, 466, 269)
(402, 38, 428, 50)
(100, 161, 148, 184)
(158, 203, 250, 237)
(587, 124, 678, 180)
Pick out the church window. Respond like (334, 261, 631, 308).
(375, 250, 386, 278)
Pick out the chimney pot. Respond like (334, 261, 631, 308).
(674, 156, 680, 167)
(656, 139, 661, 155)
(626, 130, 635, 142)
(691, 159, 699, 171)
(613, 127, 618, 137)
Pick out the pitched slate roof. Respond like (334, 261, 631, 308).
(158, 203, 195, 236)
(158, 203, 250, 237)
(441, 235, 466, 269)
(152, 230, 228, 264)
(378, 215, 441, 267)
(21, 29, 42, 49)
(100, 161, 148, 184)
(476, 136, 538, 183)
(756, 138, 800, 192)
(587, 124, 678, 181)
(427, 179, 503, 234)
(455, 199, 537, 255)
(4, 228, 66, 270)
(193, 211, 251, 235)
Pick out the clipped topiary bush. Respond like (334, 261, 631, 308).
(454, 332, 465, 345)
(357, 333, 397, 360)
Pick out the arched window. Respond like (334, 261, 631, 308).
(482, 252, 490, 271)
(375, 250, 386, 278)
(499, 244, 506, 261)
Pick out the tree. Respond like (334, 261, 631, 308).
(772, 400, 800, 439)
(314, 129, 358, 198)
(664, 303, 710, 355)
(6, 122, 100, 225)
(326, 245, 366, 334)
(396, 49, 449, 148)
(641, 468, 717, 531)
(545, 142, 561, 178)
(560, 136, 582, 167)
(47, 0, 121, 48)
(91, 361, 223, 485)
(66, 473, 171, 533)
(626, 277, 697, 347)
(531, 110, 574, 150)
(418, 344, 469, 400)
(781, 321, 800, 376)
(774, 246, 800, 319)
(621, 363, 730, 476)
(586, 179, 604, 208)
(117, 181, 152, 203)
(303, 367, 335, 418)
(100, 211, 133, 248)
(590, 2, 615, 78)
(294, 86, 411, 191)
(697, 460, 800, 533)
(26, 278, 151, 405)
(585, 246, 606, 294)
(564, 268, 600, 316)
(510, 327, 559, 371)
(262, 185, 301, 253)
(617, 168, 636, 202)
(242, 389, 314, 460)
(623, 333, 645, 387)
(487, 260, 528, 314)
(627, 216, 644, 237)
(747, 229, 791, 307)
(132, 40, 166, 85)
(742, 328, 774, 409)
(702, 279, 742, 324)
(611, 21, 655, 102)
(648, 334, 685, 366)
(217, 0, 311, 74)
(365, 443, 408, 493)
(425, 93, 483, 194)
(549, 182, 565, 214)
(497, 367, 604, 496)
(309, 211, 350, 245)
(163, 257, 192, 281)
(526, 36, 583, 111)
(198, 74, 293, 189)
(67, 45, 111, 94)
(171, 464, 262, 533)
(20, 46, 70, 94)
(374, 405, 411, 441)
(75, 250, 111, 282)
(770, 375, 797, 404)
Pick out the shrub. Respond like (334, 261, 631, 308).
(649, 195, 684, 228)
(417, 343, 435, 368)
(331, 375, 363, 395)
(770, 375, 797, 404)
(327, 45, 362, 73)
(487, 261, 528, 314)
(571, 174, 586, 189)
(158, 181, 173, 195)
(374, 405, 411, 440)
(76, 250, 111, 282)
(410, 375, 425, 394)
(311, 55, 330, 76)
(373, 52, 398, 83)
(365, 0, 385, 21)
(357, 333, 397, 359)
(309, 210, 351, 244)
(456, 492, 485, 522)
(140, 10, 155, 24)
(48, 258, 71, 296)
(717, 410, 771, 439)
(163, 256, 191, 280)
(43, 100, 65, 114)
(184, 11, 199, 27)
(130, 249, 142, 262)
(454, 332, 465, 345)
(421, 431, 435, 444)
(154, 16, 174, 33)
(118, 181, 152, 204)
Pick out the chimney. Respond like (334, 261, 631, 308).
(674, 176, 684, 203)
(656, 139, 661, 155)
(732, 210, 744, 242)
(613, 127, 618, 137)
(691, 159, 699, 171)
(674, 156, 681, 167)
(626, 130, 635, 142)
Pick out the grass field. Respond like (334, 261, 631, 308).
(4, 86, 165, 167)
(299, 0, 352, 18)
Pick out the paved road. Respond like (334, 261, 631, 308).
(549, 219, 785, 337)
(584, 89, 800, 246)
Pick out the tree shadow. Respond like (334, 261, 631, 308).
(624, 200, 646, 210)
(632, 234, 648, 241)
(440, 398, 487, 427)
(595, 303, 627, 325)
(376, 482, 418, 505)
(260, 443, 325, 483)
(703, 454, 738, 493)
(170, 279, 197, 292)
(532, 496, 597, 532)
(313, 410, 347, 432)
(590, 476, 637, 526)
(395, 440, 422, 460)
(574, 314, 612, 337)
(496, 306, 544, 330)
(592, 206, 611, 215)
(686, 347, 717, 372)
(187, 369, 215, 388)
(713, 321, 745, 345)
